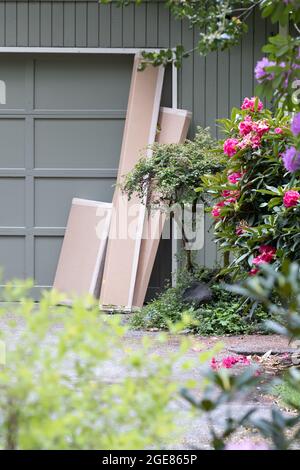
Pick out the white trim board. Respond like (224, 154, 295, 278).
(171, 61, 179, 285)
(72, 198, 112, 209)
(0, 47, 162, 55)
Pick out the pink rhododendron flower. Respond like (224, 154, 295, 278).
(238, 116, 269, 139)
(238, 116, 253, 136)
(228, 172, 243, 184)
(222, 356, 239, 368)
(250, 133, 262, 148)
(249, 267, 259, 276)
(236, 226, 244, 236)
(224, 196, 238, 205)
(274, 127, 283, 134)
(253, 120, 270, 136)
(211, 200, 225, 217)
(252, 255, 267, 266)
(239, 356, 251, 365)
(252, 246, 276, 267)
(241, 97, 263, 112)
(223, 138, 239, 157)
(222, 190, 240, 199)
(252, 246, 276, 266)
(259, 245, 276, 260)
(211, 355, 250, 370)
(211, 196, 236, 217)
(238, 134, 252, 149)
(238, 132, 261, 150)
(283, 189, 300, 208)
(211, 207, 221, 218)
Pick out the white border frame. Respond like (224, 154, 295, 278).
(0, 46, 179, 294)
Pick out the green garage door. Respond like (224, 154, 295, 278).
(0, 53, 171, 299)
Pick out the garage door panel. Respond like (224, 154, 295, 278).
(0, 236, 25, 281)
(34, 237, 62, 286)
(34, 56, 133, 110)
(0, 178, 25, 227)
(0, 54, 171, 299)
(34, 178, 115, 227)
(34, 119, 124, 169)
(0, 119, 26, 168)
(0, 57, 27, 110)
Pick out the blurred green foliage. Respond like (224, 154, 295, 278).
(0, 279, 208, 450)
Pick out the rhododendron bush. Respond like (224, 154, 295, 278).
(202, 97, 300, 278)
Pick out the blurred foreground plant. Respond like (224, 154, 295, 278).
(182, 261, 300, 450)
(0, 279, 212, 450)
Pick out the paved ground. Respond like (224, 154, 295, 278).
(119, 329, 290, 449)
(0, 311, 295, 449)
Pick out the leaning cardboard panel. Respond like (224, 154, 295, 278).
(53, 198, 112, 300)
(132, 107, 192, 308)
(100, 55, 164, 311)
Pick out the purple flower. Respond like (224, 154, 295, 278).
(291, 113, 300, 136)
(282, 147, 300, 173)
(255, 57, 276, 83)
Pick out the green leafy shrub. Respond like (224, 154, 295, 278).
(130, 268, 269, 335)
(130, 285, 187, 331)
(0, 279, 200, 450)
(122, 127, 223, 207)
(130, 266, 201, 330)
(122, 127, 224, 271)
(195, 285, 269, 335)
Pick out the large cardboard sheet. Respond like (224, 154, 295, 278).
(132, 107, 192, 308)
(53, 198, 112, 300)
(100, 55, 164, 310)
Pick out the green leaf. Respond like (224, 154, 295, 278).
(268, 197, 282, 209)
(261, 3, 276, 19)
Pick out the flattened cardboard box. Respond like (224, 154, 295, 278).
(100, 55, 164, 310)
(53, 198, 112, 301)
(133, 107, 192, 308)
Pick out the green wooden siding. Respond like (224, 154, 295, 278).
(0, 2, 277, 129)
